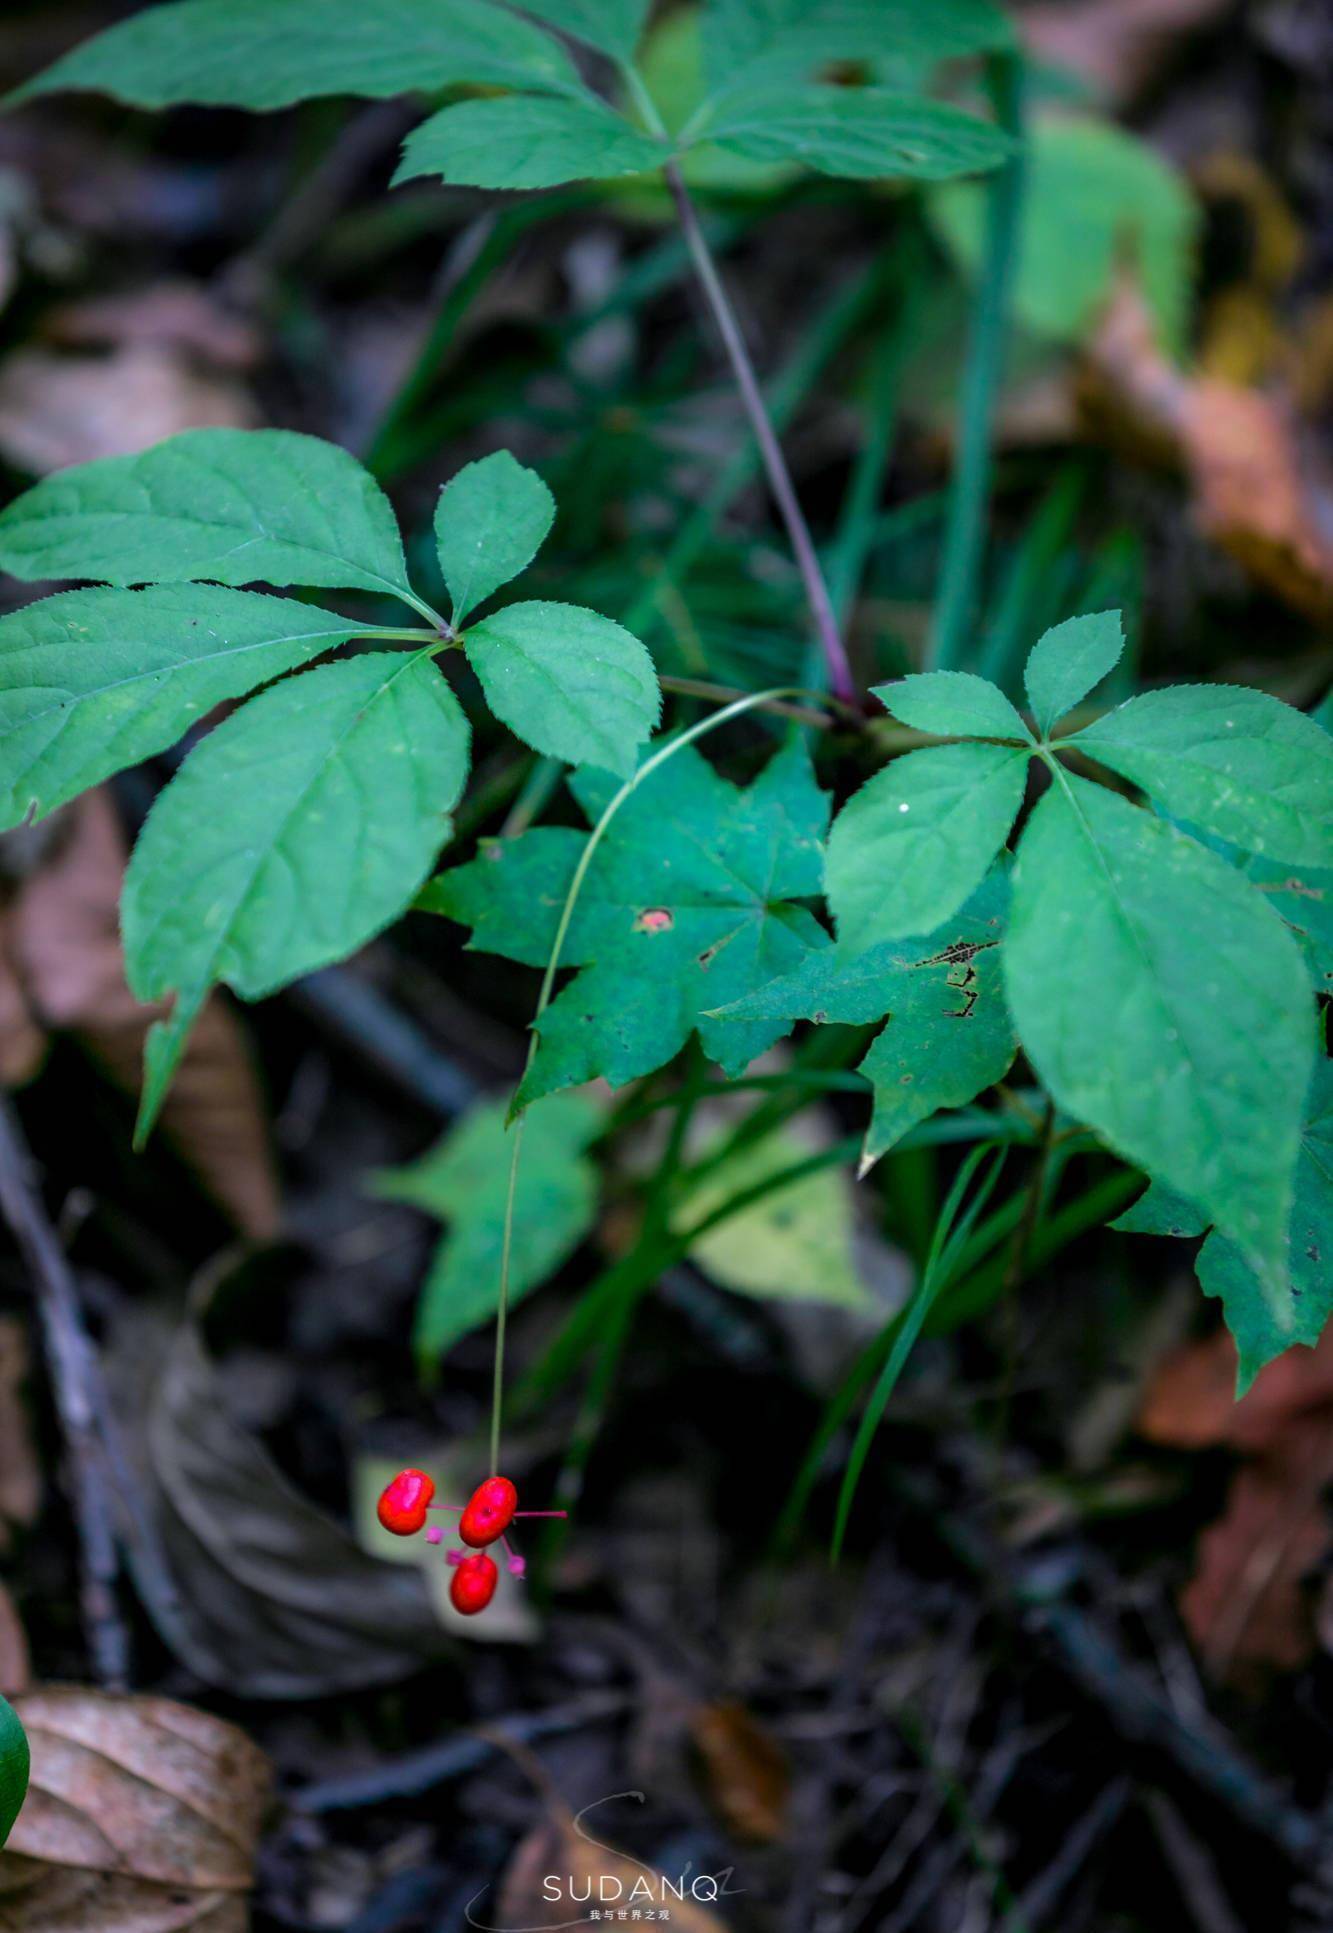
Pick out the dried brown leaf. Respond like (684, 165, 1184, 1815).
(0, 1320, 40, 1548)
(0, 1687, 268, 1932)
(0, 1584, 29, 1701)
(44, 283, 261, 370)
(1022, 0, 1230, 106)
(117, 1313, 448, 1697)
(1082, 281, 1333, 622)
(0, 792, 279, 1240)
(0, 343, 252, 476)
(496, 1805, 729, 1931)
(689, 1701, 789, 1845)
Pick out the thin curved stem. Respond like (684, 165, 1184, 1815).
(487, 685, 817, 1469)
(665, 160, 857, 704)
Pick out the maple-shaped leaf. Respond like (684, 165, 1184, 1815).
(423, 738, 830, 1105)
(712, 868, 1015, 1167)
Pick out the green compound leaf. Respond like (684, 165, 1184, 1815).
(931, 117, 1199, 357)
(1004, 773, 1314, 1313)
(425, 738, 830, 1103)
(715, 869, 1015, 1167)
(1023, 610, 1125, 738)
(0, 586, 393, 832)
(700, 0, 1011, 96)
(394, 95, 666, 192)
(465, 601, 660, 777)
(11, 0, 580, 110)
(125, 654, 469, 1135)
(0, 429, 413, 603)
(0, 1694, 27, 1849)
(825, 741, 1028, 949)
(1071, 686, 1333, 869)
(875, 670, 1029, 741)
(435, 451, 554, 627)
(376, 1090, 600, 1376)
(1113, 1064, 1333, 1393)
(1240, 856, 1333, 995)
(514, 0, 655, 61)
(702, 87, 1014, 182)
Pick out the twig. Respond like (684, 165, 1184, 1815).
(294, 1690, 627, 1812)
(665, 160, 857, 703)
(0, 1096, 129, 1686)
(291, 967, 481, 1119)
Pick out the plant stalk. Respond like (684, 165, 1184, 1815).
(665, 160, 856, 703)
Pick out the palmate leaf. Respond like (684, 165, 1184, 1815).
(376, 1091, 600, 1375)
(424, 737, 831, 1104)
(1004, 773, 1314, 1314)
(702, 86, 1015, 182)
(10, 0, 580, 110)
(825, 741, 1027, 948)
(1115, 1062, 1333, 1391)
(700, 0, 1011, 96)
(0, 585, 403, 831)
(465, 602, 660, 776)
(435, 451, 555, 627)
(715, 869, 1015, 1167)
(395, 94, 666, 192)
(125, 653, 469, 1137)
(0, 429, 414, 603)
(1072, 685, 1333, 868)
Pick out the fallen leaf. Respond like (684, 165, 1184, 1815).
(690, 1701, 789, 1844)
(0, 343, 252, 476)
(0, 791, 279, 1240)
(109, 1308, 449, 1697)
(1081, 281, 1333, 622)
(0, 1686, 268, 1931)
(1023, 0, 1231, 106)
(0, 1589, 28, 1702)
(495, 1800, 729, 1931)
(1141, 1327, 1333, 1679)
(1179, 1425, 1333, 1681)
(44, 283, 262, 371)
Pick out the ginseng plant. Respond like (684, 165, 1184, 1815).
(1, 0, 1330, 1614)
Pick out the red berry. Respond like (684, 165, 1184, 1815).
(450, 1552, 498, 1615)
(459, 1475, 518, 1548)
(377, 1468, 435, 1537)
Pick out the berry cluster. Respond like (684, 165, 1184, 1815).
(376, 1469, 565, 1615)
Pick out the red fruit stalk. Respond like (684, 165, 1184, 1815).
(373, 1468, 567, 1616)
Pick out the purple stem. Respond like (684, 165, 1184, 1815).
(665, 160, 856, 704)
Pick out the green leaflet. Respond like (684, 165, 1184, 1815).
(125, 654, 469, 1135)
(425, 738, 830, 1103)
(1112, 1180, 1208, 1239)
(825, 740, 1028, 949)
(703, 87, 1014, 182)
(1004, 773, 1314, 1314)
(1023, 610, 1125, 738)
(435, 451, 554, 627)
(394, 95, 666, 192)
(1240, 856, 1333, 994)
(875, 670, 1028, 741)
(11, 0, 580, 109)
(700, 0, 1011, 97)
(1072, 685, 1333, 869)
(931, 117, 1199, 358)
(1113, 1063, 1333, 1392)
(714, 869, 1015, 1166)
(464, 601, 660, 776)
(0, 586, 394, 831)
(0, 1694, 27, 1848)
(376, 1091, 600, 1375)
(685, 1128, 871, 1310)
(0, 429, 413, 603)
(514, 0, 654, 61)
